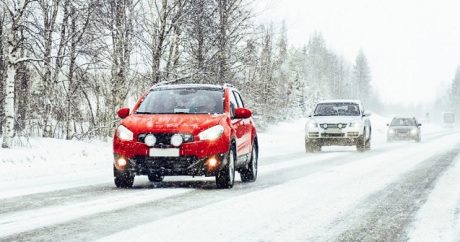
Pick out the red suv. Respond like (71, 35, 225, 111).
(113, 84, 258, 188)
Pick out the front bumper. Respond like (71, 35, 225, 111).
(306, 127, 362, 139)
(114, 153, 227, 177)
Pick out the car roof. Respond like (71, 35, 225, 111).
(316, 99, 362, 105)
(150, 83, 224, 91)
(392, 116, 416, 119)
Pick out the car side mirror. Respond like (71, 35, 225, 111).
(386, 123, 389, 126)
(363, 112, 371, 117)
(234, 108, 252, 119)
(418, 123, 422, 127)
(117, 107, 130, 119)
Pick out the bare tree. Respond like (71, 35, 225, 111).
(1, 0, 33, 148)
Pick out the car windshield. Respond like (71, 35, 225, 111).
(313, 103, 360, 116)
(136, 87, 224, 114)
(391, 118, 416, 126)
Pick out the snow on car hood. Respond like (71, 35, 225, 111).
(121, 114, 225, 135)
(309, 116, 364, 124)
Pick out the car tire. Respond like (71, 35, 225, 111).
(114, 167, 134, 188)
(305, 140, 320, 153)
(356, 135, 366, 152)
(148, 173, 164, 182)
(240, 141, 258, 183)
(216, 146, 236, 189)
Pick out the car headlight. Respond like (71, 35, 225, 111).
(198, 125, 224, 141)
(349, 122, 362, 129)
(411, 128, 418, 135)
(117, 125, 133, 141)
(388, 128, 395, 134)
(307, 121, 318, 130)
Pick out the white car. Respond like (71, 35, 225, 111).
(305, 100, 372, 152)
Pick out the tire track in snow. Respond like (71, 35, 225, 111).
(330, 146, 460, 241)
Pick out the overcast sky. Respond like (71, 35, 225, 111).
(255, 0, 460, 105)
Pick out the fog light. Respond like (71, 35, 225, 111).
(171, 134, 183, 147)
(117, 157, 127, 167)
(207, 157, 218, 168)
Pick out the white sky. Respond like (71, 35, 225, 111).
(254, 0, 460, 105)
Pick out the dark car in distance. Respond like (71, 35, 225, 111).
(387, 117, 421, 142)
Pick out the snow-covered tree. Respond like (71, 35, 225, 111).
(352, 50, 372, 105)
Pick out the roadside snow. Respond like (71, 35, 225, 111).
(407, 155, 460, 242)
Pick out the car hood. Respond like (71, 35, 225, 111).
(121, 114, 225, 135)
(310, 116, 363, 124)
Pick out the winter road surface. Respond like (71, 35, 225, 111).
(1, 120, 460, 241)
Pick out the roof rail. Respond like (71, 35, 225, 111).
(149, 81, 168, 89)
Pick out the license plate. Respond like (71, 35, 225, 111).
(325, 128, 341, 133)
(149, 148, 180, 157)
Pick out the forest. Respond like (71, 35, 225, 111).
(0, 0, 379, 148)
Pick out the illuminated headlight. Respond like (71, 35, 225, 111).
(199, 125, 224, 141)
(117, 125, 133, 141)
(322, 123, 328, 129)
(411, 128, 418, 135)
(388, 129, 395, 134)
(144, 134, 156, 147)
(171, 134, 183, 147)
(307, 121, 318, 130)
(338, 123, 343, 129)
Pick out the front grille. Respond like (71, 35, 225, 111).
(320, 123, 348, 129)
(134, 156, 198, 171)
(138, 133, 193, 147)
(395, 129, 410, 134)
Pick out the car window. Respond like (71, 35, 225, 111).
(229, 90, 238, 117)
(136, 88, 224, 114)
(233, 91, 245, 108)
(314, 103, 360, 116)
(391, 118, 416, 126)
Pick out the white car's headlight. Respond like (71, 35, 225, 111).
(199, 125, 224, 141)
(307, 121, 318, 130)
(350, 122, 363, 129)
(388, 128, 395, 134)
(411, 128, 418, 135)
(117, 125, 133, 141)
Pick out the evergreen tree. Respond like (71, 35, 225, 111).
(352, 50, 371, 105)
(449, 66, 460, 114)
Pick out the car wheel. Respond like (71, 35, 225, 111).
(148, 173, 164, 182)
(356, 135, 366, 152)
(365, 139, 371, 150)
(216, 146, 236, 189)
(114, 168, 134, 188)
(241, 141, 258, 183)
(305, 140, 320, 153)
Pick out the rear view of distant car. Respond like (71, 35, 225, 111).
(387, 117, 421, 142)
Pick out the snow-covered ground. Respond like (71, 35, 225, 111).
(1, 116, 460, 241)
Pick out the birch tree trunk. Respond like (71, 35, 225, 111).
(2, 0, 30, 148)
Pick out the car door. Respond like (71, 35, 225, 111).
(233, 90, 252, 156)
(229, 90, 247, 158)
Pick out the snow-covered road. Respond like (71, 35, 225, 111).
(1, 119, 460, 241)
